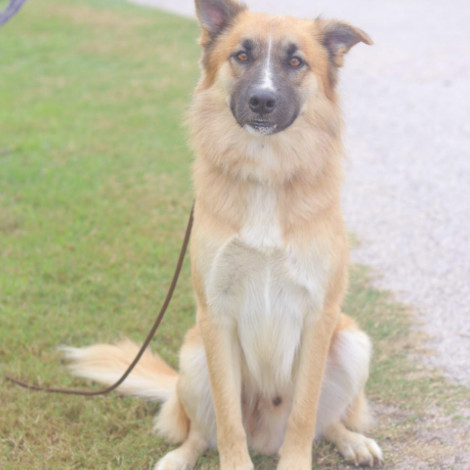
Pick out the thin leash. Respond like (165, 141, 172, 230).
(4, 204, 194, 396)
(0, 0, 28, 25)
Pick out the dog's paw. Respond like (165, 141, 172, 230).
(154, 452, 192, 470)
(336, 433, 383, 467)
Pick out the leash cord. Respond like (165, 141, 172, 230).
(4, 204, 194, 396)
(0, 0, 28, 26)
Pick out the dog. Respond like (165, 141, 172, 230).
(62, 1, 383, 468)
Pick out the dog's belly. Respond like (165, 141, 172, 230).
(207, 236, 328, 397)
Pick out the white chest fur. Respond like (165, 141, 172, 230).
(205, 185, 331, 396)
(240, 184, 282, 250)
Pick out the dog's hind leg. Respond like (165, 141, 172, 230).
(316, 315, 383, 466)
(323, 419, 382, 467)
(343, 389, 374, 432)
(155, 326, 216, 470)
(154, 426, 208, 470)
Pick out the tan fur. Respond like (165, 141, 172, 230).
(63, 1, 382, 469)
(61, 340, 178, 401)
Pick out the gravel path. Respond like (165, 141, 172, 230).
(132, 0, 470, 386)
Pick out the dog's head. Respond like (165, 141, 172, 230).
(195, 0, 372, 137)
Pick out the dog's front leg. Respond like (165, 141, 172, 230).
(199, 312, 253, 470)
(277, 309, 339, 470)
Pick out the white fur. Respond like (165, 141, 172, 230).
(175, 336, 217, 447)
(236, 251, 305, 396)
(206, 182, 331, 398)
(240, 183, 282, 249)
(315, 327, 372, 435)
(260, 36, 275, 91)
(243, 123, 277, 136)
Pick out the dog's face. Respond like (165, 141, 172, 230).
(226, 32, 311, 136)
(195, 0, 372, 137)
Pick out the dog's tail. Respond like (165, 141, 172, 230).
(61, 340, 190, 443)
(60, 340, 178, 402)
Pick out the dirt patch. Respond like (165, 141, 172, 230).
(371, 402, 470, 469)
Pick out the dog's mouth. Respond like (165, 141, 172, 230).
(243, 120, 278, 136)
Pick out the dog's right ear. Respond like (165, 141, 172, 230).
(195, 0, 246, 44)
(320, 21, 373, 67)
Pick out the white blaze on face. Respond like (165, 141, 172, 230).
(260, 36, 275, 91)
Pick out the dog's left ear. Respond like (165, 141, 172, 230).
(321, 21, 373, 67)
(195, 0, 246, 42)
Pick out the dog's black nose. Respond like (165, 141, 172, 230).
(249, 90, 277, 114)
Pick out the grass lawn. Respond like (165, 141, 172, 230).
(1, 0, 468, 469)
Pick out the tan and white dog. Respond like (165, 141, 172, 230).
(63, 1, 383, 468)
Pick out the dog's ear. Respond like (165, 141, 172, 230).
(195, 0, 246, 42)
(320, 21, 373, 67)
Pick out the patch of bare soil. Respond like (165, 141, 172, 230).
(372, 404, 469, 470)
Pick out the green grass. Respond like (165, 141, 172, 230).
(1, 1, 468, 469)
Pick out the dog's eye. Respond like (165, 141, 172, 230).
(289, 56, 303, 68)
(236, 51, 249, 62)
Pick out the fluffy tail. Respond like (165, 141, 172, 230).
(60, 339, 178, 402)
